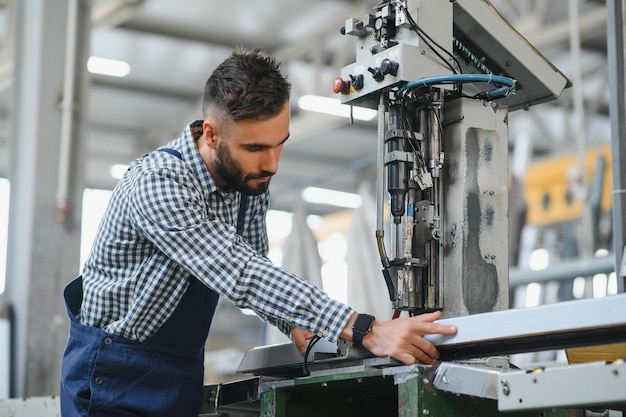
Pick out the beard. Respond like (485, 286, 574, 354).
(214, 140, 273, 196)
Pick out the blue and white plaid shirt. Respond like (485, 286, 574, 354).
(80, 120, 354, 343)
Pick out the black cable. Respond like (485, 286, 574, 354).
(303, 335, 322, 375)
(399, 98, 426, 171)
(399, 5, 463, 76)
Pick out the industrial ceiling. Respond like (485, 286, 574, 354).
(0, 0, 614, 216)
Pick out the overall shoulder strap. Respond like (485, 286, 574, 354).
(237, 195, 249, 235)
(157, 148, 182, 159)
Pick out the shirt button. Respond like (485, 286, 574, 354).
(94, 377, 103, 385)
(104, 337, 112, 345)
(224, 198, 232, 204)
(322, 329, 330, 337)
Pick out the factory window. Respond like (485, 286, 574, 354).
(0, 178, 8, 294)
(319, 232, 348, 303)
(266, 210, 348, 304)
(0, 184, 118, 294)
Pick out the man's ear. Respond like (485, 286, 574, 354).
(202, 119, 219, 149)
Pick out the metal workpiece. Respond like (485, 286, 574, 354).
(497, 360, 626, 412)
(236, 338, 340, 377)
(425, 292, 626, 361)
(237, 337, 397, 378)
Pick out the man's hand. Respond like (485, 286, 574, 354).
(291, 310, 457, 365)
(290, 327, 316, 355)
(342, 310, 457, 365)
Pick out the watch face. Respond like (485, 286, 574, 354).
(354, 314, 375, 333)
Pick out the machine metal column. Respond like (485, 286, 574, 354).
(441, 98, 509, 316)
(3, 0, 90, 397)
(607, 0, 626, 292)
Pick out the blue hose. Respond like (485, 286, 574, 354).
(396, 74, 516, 99)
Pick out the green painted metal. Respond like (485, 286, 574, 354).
(398, 373, 422, 417)
(260, 389, 276, 417)
(260, 371, 396, 417)
(259, 366, 571, 417)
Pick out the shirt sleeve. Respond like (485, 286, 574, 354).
(128, 160, 354, 342)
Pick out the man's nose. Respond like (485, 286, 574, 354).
(260, 148, 280, 174)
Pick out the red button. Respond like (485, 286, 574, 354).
(332, 77, 348, 94)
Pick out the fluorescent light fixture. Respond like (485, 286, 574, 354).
(109, 164, 129, 179)
(306, 214, 322, 229)
(297, 95, 377, 121)
(87, 56, 131, 77)
(302, 186, 362, 209)
(529, 248, 549, 271)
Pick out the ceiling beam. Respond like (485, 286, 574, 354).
(92, 0, 146, 28)
(520, 5, 607, 51)
(92, 75, 200, 102)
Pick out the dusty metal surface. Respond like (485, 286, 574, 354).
(441, 98, 510, 317)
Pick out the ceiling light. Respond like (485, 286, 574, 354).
(297, 95, 377, 121)
(302, 187, 362, 209)
(87, 56, 131, 77)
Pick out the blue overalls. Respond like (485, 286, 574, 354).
(60, 148, 250, 416)
(60, 275, 218, 417)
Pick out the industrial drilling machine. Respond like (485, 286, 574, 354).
(204, 1, 626, 416)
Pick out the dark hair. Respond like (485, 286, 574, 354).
(202, 48, 291, 122)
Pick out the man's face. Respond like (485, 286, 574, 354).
(211, 103, 290, 196)
(214, 138, 272, 195)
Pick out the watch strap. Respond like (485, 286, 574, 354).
(352, 313, 375, 348)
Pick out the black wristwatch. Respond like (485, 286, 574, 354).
(352, 313, 375, 348)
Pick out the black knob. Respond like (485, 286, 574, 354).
(368, 66, 384, 82)
(380, 59, 399, 76)
(349, 74, 364, 90)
